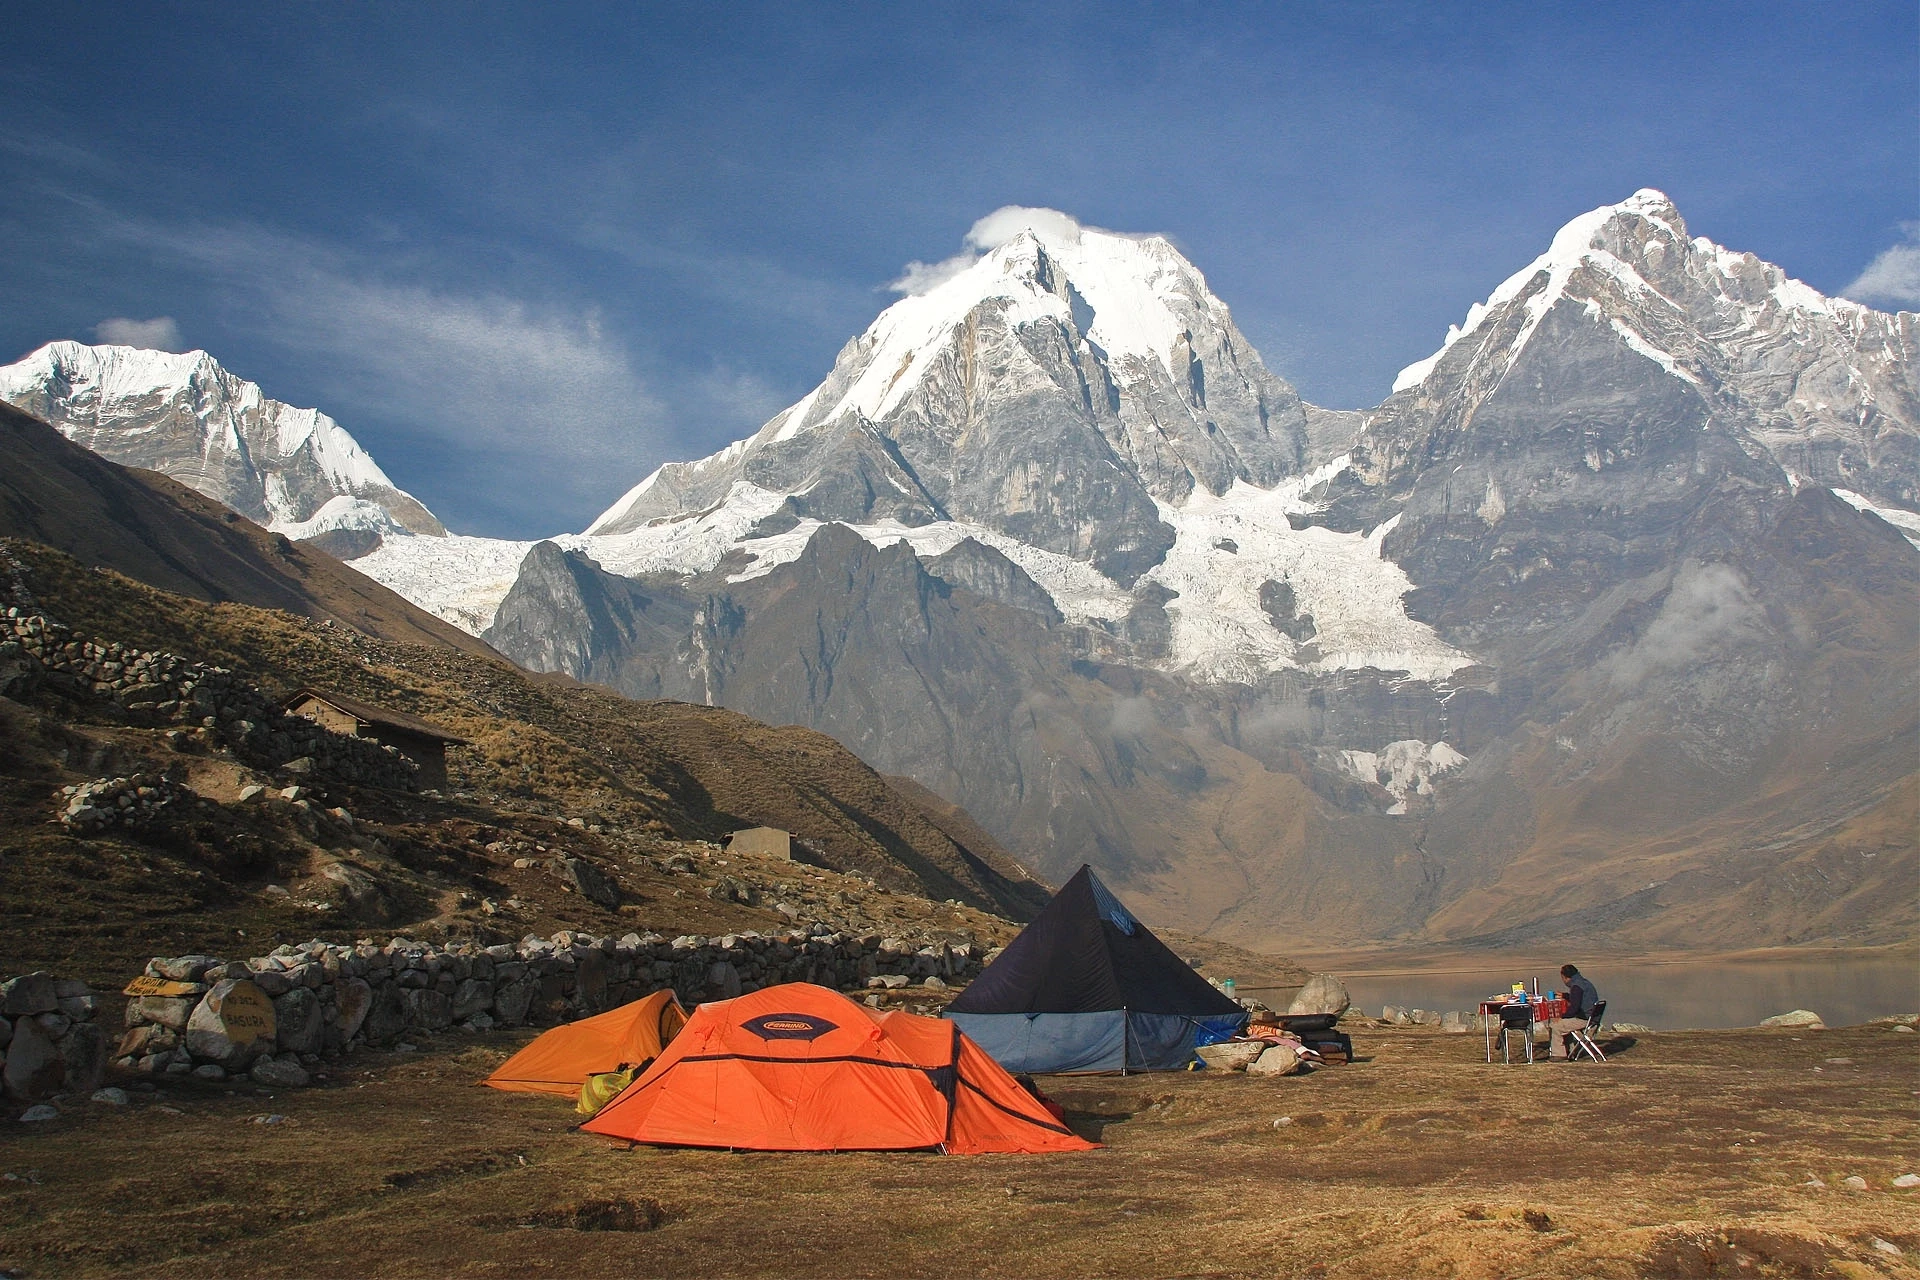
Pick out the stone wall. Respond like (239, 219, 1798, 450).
(1, 605, 417, 791)
(118, 928, 989, 1087)
(1, 973, 106, 1100)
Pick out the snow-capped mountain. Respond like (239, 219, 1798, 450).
(358, 213, 1470, 684)
(0, 342, 445, 553)
(457, 195, 1916, 951)
(7, 198, 1912, 953)
(1359, 189, 1918, 538)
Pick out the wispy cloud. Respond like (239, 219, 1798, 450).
(1604, 561, 1766, 688)
(92, 212, 663, 534)
(1841, 222, 1920, 309)
(94, 315, 184, 351)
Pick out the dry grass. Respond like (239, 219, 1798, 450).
(1, 1022, 1913, 1278)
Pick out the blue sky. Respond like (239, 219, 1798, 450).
(3, 4, 1914, 537)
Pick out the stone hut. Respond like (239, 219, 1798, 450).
(282, 688, 466, 788)
(725, 826, 792, 860)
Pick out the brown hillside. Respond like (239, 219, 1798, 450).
(0, 541, 1049, 990)
(0, 401, 495, 658)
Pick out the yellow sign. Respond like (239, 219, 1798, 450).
(123, 975, 203, 998)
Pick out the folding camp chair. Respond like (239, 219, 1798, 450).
(1496, 1004, 1535, 1064)
(1567, 1000, 1608, 1062)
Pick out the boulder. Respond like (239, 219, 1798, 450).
(493, 978, 536, 1028)
(451, 979, 493, 1021)
(1, 972, 59, 1017)
(706, 961, 743, 1001)
(1439, 1011, 1471, 1034)
(564, 858, 621, 911)
(184, 979, 278, 1067)
(126, 995, 196, 1030)
(335, 978, 373, 1041)
(1759, 1009, 1826, 1029)
(574, 950, 609, 1011)
(58, 1023, 107, 1093)
(404, 988, 453, 1032)
(1247, 1044, 1302, 1077)
(2, 1016, 64, 1099)
(1195, 1041, 1267, 1072)
(362, 985, 409, 1042)
(273, 988, 325, 1055)
(249, 1055, 311, 1089)
(0, 1015, 10, 1049)
(1287, 973, 1351, 1018)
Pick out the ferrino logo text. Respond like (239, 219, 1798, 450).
(742, 1013, 839, 1042)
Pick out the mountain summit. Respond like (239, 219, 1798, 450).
(0, 341, 445, 556)
(588, 210, 1310, 586)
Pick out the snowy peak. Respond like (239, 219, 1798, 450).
(589, 206, 1310, 563)
(0, 340, 444, 541)
(1380, 191, 1919, 514)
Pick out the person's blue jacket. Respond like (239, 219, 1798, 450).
(1564, 973, 1599, 1020)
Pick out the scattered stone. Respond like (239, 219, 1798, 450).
(564, 858, 621, 911)
(922, 976, 949, 991)
(17, 1104, 58, 1122)
(1872, 1238, 1903, 1256)
(249, 1113, 291, 1125)
(191, 1063, 228, 1082)
(1843, 1175, 1868, 1190)
(1286, 973, 1351, 1018)
(1247, 1044, 1302, 1077)
(1609, 1022, 1654, 1034)
(249, 1056, 311, 1089)
(1759, 1009, 1825, 1029)
(91, 1087, 129, 1106)
(1439, 1010, 1470, 1034)
(1894, 1024, 1914, 1034)
(1893, 1173, 1920, 1188)
(237, 784, 265, 802)
(1803, 1178, 1826, 1189)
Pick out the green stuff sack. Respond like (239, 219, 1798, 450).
(576, 1066, 641, 1118)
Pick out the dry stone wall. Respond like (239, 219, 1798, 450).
(1, 605, 417, 790)
(1, 973, 106, 1101)
(119, 928, 987, 1086)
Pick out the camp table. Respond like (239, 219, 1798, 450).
(1478, 997, 1568, 1062)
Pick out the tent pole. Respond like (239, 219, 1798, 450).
(1121, 1006, 1128, 1077)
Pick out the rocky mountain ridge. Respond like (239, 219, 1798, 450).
(6, 195, 1915, 953)
(0, 342, 445, 557)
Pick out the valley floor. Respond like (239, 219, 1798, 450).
(2, 1022, 1915, 1278)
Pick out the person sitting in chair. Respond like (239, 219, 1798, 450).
(1550, 964, 1600, 1060)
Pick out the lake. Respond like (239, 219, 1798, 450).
(1326, 954, 1919, 1030)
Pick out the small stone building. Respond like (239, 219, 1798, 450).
(725, 826, 792, 860)
(282, 688, 467, 789)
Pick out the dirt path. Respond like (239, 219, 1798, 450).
(1, 1023, 1914, 1278)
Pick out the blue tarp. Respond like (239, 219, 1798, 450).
(949, 1010, 1248, 1073)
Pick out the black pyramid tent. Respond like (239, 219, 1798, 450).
(945, 864, 1246, 1072)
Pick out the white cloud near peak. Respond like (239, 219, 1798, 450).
(1841, 223, 1920, 309)
(94, 315, 184, 351)
(890, 205, 1139, 296)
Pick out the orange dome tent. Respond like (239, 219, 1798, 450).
(579, 983, 1095, 1154)
(482, 990, 689, 1097)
